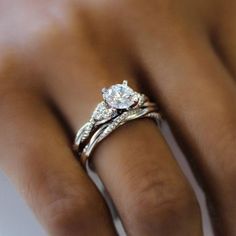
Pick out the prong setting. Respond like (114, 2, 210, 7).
(102, 88, 107, 94)
(123, 80, 128, 86)
(102, 81, 140, 110)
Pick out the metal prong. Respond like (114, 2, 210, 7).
(102, 88, 107, 94)
(123, 80, 128, 86)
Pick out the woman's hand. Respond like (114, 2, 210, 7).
(0, 0, 235, 235)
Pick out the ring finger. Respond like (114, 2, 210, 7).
(40, 33, 203, 235)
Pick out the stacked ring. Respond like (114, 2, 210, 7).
(74, 80, 162, 169)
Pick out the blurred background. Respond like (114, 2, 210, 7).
(0, 122, 214, 236)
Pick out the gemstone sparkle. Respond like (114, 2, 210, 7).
(103, 83, 139, 109)
(93, 102, 115, 121)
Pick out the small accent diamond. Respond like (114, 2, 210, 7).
(93, 102, 115, 121)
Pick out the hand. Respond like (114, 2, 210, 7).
(0, 0, 235, 235)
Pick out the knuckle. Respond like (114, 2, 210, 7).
(41, 189, 102, 236)
(125, 174, 199, 229)
(17, 150, 108, 236)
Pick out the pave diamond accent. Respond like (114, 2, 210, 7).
(80, 122, 94, 142)
(103, 82, 139, 109)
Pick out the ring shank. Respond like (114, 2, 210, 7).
(78, 108, 161, 169)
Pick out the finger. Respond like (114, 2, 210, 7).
(210, 2, 236, 78)
(40, 34, 203, 235)
(93, 119, 203, 236)
(0, 87, 116, 236)
(128, 15, 236, 235)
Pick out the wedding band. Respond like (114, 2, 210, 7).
(74, 80, 162, 169)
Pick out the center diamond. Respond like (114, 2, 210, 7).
(102, 82, 139, 109)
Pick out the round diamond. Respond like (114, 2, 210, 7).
(103, 84, 139, 109)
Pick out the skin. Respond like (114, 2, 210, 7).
(0, 0, 236, 235)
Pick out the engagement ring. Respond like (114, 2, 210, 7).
(74, 80, 161, 169)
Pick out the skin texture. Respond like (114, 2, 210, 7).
(0, 0, 236, 235)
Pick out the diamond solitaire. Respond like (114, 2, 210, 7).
(102, 81, 139, 110)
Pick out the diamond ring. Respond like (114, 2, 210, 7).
(74, 80, 161, 169)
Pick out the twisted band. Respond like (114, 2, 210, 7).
(73, 81, 161, 169)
